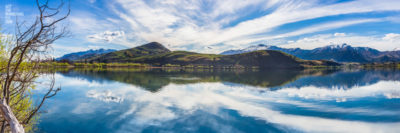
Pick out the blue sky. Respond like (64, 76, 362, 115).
(1, 0, 400, 57)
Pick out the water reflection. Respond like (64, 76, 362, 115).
(57, 69, 338, 92)
(35, 69, 400, 133)
(277, 69, 400, 90)
(87, 90, 124, 103)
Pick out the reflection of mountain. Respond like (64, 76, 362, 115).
(275, 69, 400, 90)
(57, 69, 333, 92)
(56, 69, 400, 92)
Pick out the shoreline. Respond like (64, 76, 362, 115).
(37, 62, 400, 70)
(38, 62, 341, 70)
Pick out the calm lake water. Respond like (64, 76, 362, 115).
(33, 69, 400, 133)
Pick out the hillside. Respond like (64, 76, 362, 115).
(221, 43, 400, 63)
(88, 42, 171, 62)
(83, 42, 340, 68)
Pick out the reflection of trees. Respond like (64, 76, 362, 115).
(56, 68, 400, 92)
(57, 68, 335, 92)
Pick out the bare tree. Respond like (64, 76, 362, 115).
(0, 0, 70, 132)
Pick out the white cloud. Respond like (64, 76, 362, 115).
(87, 31, 125, 42)
(383, 33, 400, 42)
(68, 12, 136, 46)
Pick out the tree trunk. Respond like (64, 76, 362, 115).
(0, 99, 24, 133)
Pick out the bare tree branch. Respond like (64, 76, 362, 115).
(0, 0, 70, 132)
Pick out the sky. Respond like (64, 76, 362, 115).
(1, 0, 400, 57)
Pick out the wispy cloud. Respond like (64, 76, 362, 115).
(4, 0, 400, 53)
(88, 0, 397, 53)
(225, 18, 382, 46)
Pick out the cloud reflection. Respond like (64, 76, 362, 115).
(108, 82, 400, 133)
(37, 71, 400, 133)
(87, 90, 124, 103)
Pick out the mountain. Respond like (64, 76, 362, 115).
(291, 44, 379, 62)
(85, 42, 339, 68)
(221, 43, 400, 63)
(220, 44, 272, 55)
(88, 42, 171, 63)
(56, 48, 116, 61)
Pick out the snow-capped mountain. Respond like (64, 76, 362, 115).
(56, 48, 116, 61)
(324, 43, 351, 49)
(220, 43, 400, 63)
(220, 44, 273, 55)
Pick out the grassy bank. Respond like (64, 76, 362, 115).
(39, 62, 149, 68)
(3, 61, 398, 71)
(38, 61, 342, 70)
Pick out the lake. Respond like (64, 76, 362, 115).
(33, 68, 400, 133)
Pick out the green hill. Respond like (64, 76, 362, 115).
(84, 42, 340, 68)
(88, 42, 171, 62)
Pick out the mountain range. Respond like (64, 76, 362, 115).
(56, 48, 116, 61)
(67, 42, 339, 68)
(221, 44, 400, 63)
